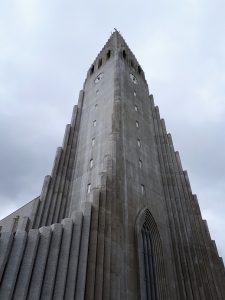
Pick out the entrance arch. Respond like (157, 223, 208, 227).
(135, 208, 168, 300)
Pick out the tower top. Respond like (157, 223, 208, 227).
(86, 30, 146, 84)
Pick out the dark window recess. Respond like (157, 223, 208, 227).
(107, 50, 111, 59)
(123, 50, 127, 59)
(138, 65, 142, 74)
(90, 65, 94, 75)
(131, 60, 134, 68)
(98, 58, 102, 69)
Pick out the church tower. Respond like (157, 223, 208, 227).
(0, 31, 225, 299)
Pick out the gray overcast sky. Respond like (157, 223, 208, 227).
(0, 0, 225, 260)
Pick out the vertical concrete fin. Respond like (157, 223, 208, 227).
(0, 231, 27, 300)
(27, 226, 52, 300)
(52, 126, 73, 224)
(149, 94, 155, 107)
(183, 170, 192, 194)
(0, 232, 13, 282)
(29, 197, 40, 229)
(33, 175, 51, 228)
(53, 218, 73, 300)
(175, 151, 183, 173)
(51, 147, 63, 177)
(17, 216, 29, 232)
(62, 124, 71, 149)
(13, 229, 40, 300)
(94, 193, 106, 300)
(71, 105, 78, 127)
(64, 212, 83, 300)
(75, 202, 92, 300)
(41, 223, 63, 299)
(153, 105, 191, 299)
(78, 90, 84, 109)
(85, 191, 100, 300)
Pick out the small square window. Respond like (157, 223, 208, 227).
(135, 105, 138, 112)
(87, 183, 91, 193)
(136, 121, 139, 128)
(137, 139, 141, 147)
(93, 120, 96, 127)
(92, 138, 95, 146)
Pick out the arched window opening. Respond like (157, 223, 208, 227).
(136, 209, 168, 300)
(123, 50, 127, 59)
(98, 58, 102, 69)
(107, 50, 111, 59)
(90, 65, 94, 75)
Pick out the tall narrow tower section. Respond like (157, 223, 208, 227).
(0, 31, 225, 300)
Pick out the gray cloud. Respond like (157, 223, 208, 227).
(0, 0, 225, 260)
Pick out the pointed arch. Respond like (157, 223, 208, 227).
(135, 208, 168, 300)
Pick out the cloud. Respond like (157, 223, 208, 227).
(0, 0, 225, 264)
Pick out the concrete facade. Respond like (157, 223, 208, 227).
(0, 31, 225, 299)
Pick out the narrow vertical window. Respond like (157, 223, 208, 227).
(139, 159, 142, 168)
(141, 184, 145, 194)
(98, 58, 102, 69)
(93, 120, 96, 127)
(90, 65, 94, 75)
(123, 50, 126, 59)
(136, 121, 139, 128)
(107, 50, 111, 59)
(92, 138, 95, 146)
(87, 183, 91, 193)
(138, 65, 142, 74)
(135, 105, 138, 112)
(90, 159, 93, 169)
(96, 89, 99, 95)
(137, 139, 141, 147)
(95, 104, 98, 109)
(134, 91, 137, 97)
